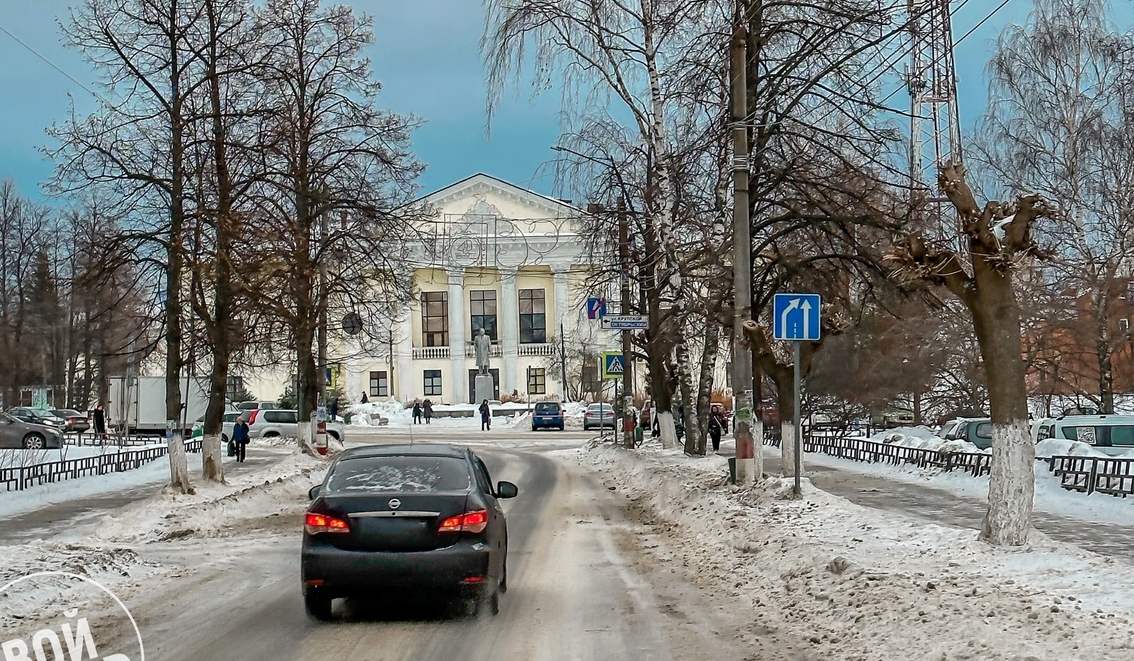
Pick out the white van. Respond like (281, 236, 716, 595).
(1032, 415, 1134, 456)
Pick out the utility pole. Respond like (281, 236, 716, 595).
(730, 9, 757, 485)
(618, 203, 635, 448)
(560, 322, 569, 402)
(317, 209, 329, 410)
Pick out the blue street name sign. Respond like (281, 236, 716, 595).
(773, 293, 821, 342)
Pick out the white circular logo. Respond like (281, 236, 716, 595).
(0, 571, 145, 661)
(388, 498, 401, 510)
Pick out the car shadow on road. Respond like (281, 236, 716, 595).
(333, 594, 480, 623)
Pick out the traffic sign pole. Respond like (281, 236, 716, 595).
(618, 203, 635, 449)
(793, 341, 802, 497)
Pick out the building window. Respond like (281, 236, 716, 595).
(226, 375, 244, 402)
(527, 367, 546, 395)
(423, 369, 442, 396)
(470, 290, 498, 340)
(519, 288, 546, 343)
(369, 371, 388, 397)
(421, 291, 448, 347)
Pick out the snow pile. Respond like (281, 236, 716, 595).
(350, 399, 403, 426)
(1035, 437, 1111, 458)
(84, 447, 327, 544)
(871, 426, 986, 454)
(580, 445, 1134, 660)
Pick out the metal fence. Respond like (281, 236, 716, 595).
(770, 430, 1134, 498)
(1, 439, 202, 493)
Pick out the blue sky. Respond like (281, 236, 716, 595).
(0, 1, 1129, 203)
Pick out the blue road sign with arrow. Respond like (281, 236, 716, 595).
(773, 293, 821, 341)
(586, 297, 607, 320)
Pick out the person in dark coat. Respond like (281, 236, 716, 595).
(479, 399, 491, 431)
(412, 401, 422, 424)
(360, 392, 369, 404)
(708, 411, 724, 453)
(232, 416, 250, 463)
(92, 404, 107, 443)
(423, 399, 433, 424)
(329, 398, 339, 422)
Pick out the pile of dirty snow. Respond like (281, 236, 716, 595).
(1034, 437, 1111, 458)
(871, 426, 985, 453)
(579, 445, 1134, 660)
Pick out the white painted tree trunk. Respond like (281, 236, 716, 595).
(780, 422, 803, 477)
(753, 418, 764, 481)
(981, 420, 1035, 545)
(201, 433, 224, 482)
(657, 410, 677, 449)
(167, 433, 194, 495)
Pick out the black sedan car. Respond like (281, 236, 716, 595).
(301, 444, 517, 621)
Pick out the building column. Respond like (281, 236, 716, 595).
(499, 267, 519, 394)
(552, 266, 571, 397)
(396, 307, 413, 401)
(448, 271, 467, 403)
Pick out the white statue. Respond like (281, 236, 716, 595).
(473, 328, 492, 375)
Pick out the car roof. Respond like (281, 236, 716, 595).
(1049, 415, 1134, 424)
(337, 443, 469, 460)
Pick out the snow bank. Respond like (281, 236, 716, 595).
(1035, 438, 1111, 458)
(870, 426, 987, 454)
(579, 445, 1134, 660)
(85, 447, 327, 544)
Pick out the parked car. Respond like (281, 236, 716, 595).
(531, 401, 564, 431)
(221, 409, 345, 443)
(0, 413, 65, 449)
(236, 400, 278, 412)
(50, 409, 90, 435)
(583, 403, 615, 430)
(192, 410, 243, 438)
(301, 444, 517, 620)
(937, 417, 993, 450)
(1032, 415, 1134, 456)
(7, 407, 66, 429)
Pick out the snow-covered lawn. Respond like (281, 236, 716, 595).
(578, 445, 1134, 660)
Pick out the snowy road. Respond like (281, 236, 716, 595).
(93, 438, 763, 661)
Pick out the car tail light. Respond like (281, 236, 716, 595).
(248, 410, 260, 424)
(304, 512, 350, 535)
(438, 509, 489, 534)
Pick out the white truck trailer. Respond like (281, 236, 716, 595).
(107, 375, 212, 435)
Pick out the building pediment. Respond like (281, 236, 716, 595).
(417, 173, 580, 228)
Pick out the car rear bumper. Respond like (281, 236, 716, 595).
(301, 538, 494, 598)
(532, 417, 564, 428)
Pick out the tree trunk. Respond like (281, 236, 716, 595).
(677, 333, 703, 455)
(777, 385, 802, 478)
(969, 269, 1034, 546)
(695, 323, 719, 438)
(912, 389, 923, 425)
(1095, 310, 1115, 414)
(167, 432, 194, 495)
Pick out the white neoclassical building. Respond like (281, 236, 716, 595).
(341, 173, 610, 404)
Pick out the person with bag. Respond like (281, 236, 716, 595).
(412, 401, 422, 424)
(423, 399, 434, 424)
(479, 399, 492, 431)
(708, 411, 724, 453)
(232, 416, 250, 463)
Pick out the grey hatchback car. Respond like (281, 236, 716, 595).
(0, 414, 65, 449)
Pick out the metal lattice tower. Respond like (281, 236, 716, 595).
(905, 0, 962, 240)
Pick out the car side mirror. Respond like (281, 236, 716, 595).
(496, 481, 518, 499)
(308, 485, 322, 500)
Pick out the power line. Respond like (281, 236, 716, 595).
(0, 22, 104, 103)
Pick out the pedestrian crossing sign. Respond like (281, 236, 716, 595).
(601, 352, 625, 380)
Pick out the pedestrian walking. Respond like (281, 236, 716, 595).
(329, 398, 339, 422)
(479, 399, 492, 431)
(708, 411, 723, 453)
(233, 416, 250, 463)
(92, 404, 107, 444)
(423, 399, 433, 424)
(412, 401, 422, 424)
(360, 391, 369, 404)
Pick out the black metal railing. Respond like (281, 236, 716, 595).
(1, 439, 202, 493)
(769, 430, 1133, 498)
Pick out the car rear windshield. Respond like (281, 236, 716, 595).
(535, 403, 560, 413)
(327, 456, 471, 493)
